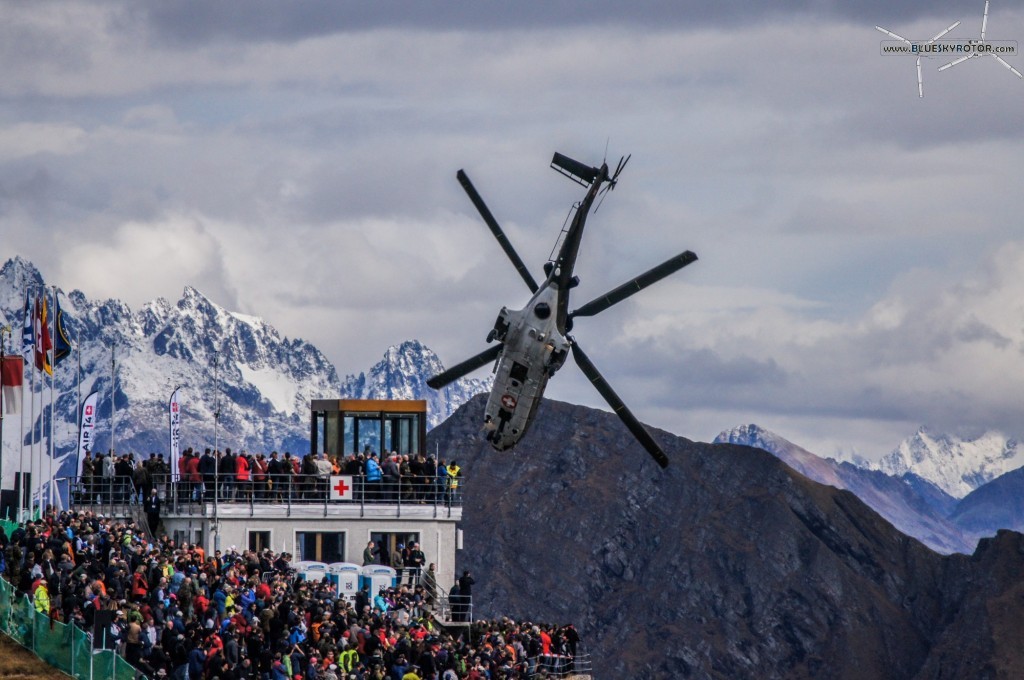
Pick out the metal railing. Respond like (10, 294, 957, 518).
(61, 472, 464, 518)
(428, 580, 473, 625)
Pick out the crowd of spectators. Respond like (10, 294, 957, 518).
(76, 448, 462, 506)
(0, 509, 582, 680)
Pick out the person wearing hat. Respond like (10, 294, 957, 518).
(390, 543, 405, 580)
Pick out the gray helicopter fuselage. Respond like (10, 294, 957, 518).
(483, 279, 570, 449)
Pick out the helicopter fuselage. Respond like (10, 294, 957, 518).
(482, 281, 570, 449)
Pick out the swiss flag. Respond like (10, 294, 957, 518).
(329, 475, 353, 501)
(1, 355, 23, 414)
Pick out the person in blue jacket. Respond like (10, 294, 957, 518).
(364, 453, 382, 500)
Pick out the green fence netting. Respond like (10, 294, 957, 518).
(0, 571, 143, 680)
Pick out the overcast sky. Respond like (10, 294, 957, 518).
(3, 0, 1024, 460)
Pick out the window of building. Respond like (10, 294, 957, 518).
(370, 531, 421, 566)
(248, 530, 271, 553)
(296, 531, 346, 563)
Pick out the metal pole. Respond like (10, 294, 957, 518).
(110, 344, 116, 459)
(29, 309, 36, 517)
(0, 326, 8, 508)
(19, 314, 26, 520)
(48, 286, 55, 509)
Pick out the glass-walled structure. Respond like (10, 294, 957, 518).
(310, 399, 427, 458)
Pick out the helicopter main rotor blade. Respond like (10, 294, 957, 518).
(929, 21, 960, 44)
(570, 250, 698, 320)
(874, 25, 912, 44)
(992, 54, 1024, 78)
(457, 169, 539, 294)
(571, 341, 669, 468)
(939, 53, 973, 71)
(427, 344, 503, 390)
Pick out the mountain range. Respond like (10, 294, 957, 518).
(430, 395, 1024, 679)
(715, 423, 1024, 555)
(0, 256, 489, 496)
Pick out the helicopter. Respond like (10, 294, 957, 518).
(427, 151, 697, 468)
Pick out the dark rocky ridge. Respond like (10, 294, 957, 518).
(429, 395, 1024, 679)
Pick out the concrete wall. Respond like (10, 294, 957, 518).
(162, 514, 461, 588)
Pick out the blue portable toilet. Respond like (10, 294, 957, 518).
(297, 561, 328, 582)
(359, 565, 397, 597)
(327, 562, 362, 601)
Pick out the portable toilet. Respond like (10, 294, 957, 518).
(327, 562, 362, 601)
(299, 561, 328, 582)
(359, 565, 397, 597)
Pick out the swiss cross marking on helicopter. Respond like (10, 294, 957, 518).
(501, 394, 517, 409)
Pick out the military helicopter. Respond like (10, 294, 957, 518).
(427, 151, 697, 468)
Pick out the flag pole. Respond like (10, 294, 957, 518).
(0, 325, 8, 509)
(48, 285, 56, 509)
(19, 336, 25, 520)
(111, 343, 116, 460)
(29, 295, 37, 518)
(19, 292, 27, 520)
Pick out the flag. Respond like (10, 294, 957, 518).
(169, 388, 182, 476)
(1, 355, 23, 414)
(21, 292, 33, 363)
(33, 296, 53, 375)
(53, 295, 72, 365)
(329, 475, 354, 501)
(78, 391, 99, 476)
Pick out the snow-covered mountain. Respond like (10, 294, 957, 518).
(875, 427, 1023, 499)
(714, 424, 971, 553)
(0, 256, 488, 495)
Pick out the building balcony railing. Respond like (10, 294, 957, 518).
(61, 473, 464, 520)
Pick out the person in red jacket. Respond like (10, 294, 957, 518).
(235, 453, 251, 501)
(185, 453, 202, 501)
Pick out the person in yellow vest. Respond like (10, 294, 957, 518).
(338, 648, 357, 673)
(446, 461, 460, 502)
(33, 581, 50, 615)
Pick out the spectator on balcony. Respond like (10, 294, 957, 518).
(315, 453, 333, 497)
(133, 459, 151, 504)
(391, 543, 405, 580)
(220, 448, 237, 500)
(235, 452, 251, 501)
(362, 541, 378, 566)
(253, 454, 268, 501)
(81, 452, 96, 503)
(365, 453, 383, 500)
(185, 450, 201, 501)
(446, 461, 461, 503)
(383, 454, 401, 502)
(267, 452, 284, 501)
(300, 454, 318, 500)
(399, 455, 413, 503)
(199, 449, 217, 501)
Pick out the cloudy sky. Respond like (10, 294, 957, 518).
(3, 0, 1024, 460)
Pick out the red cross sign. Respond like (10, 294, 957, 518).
(329, 475, 353, 501)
